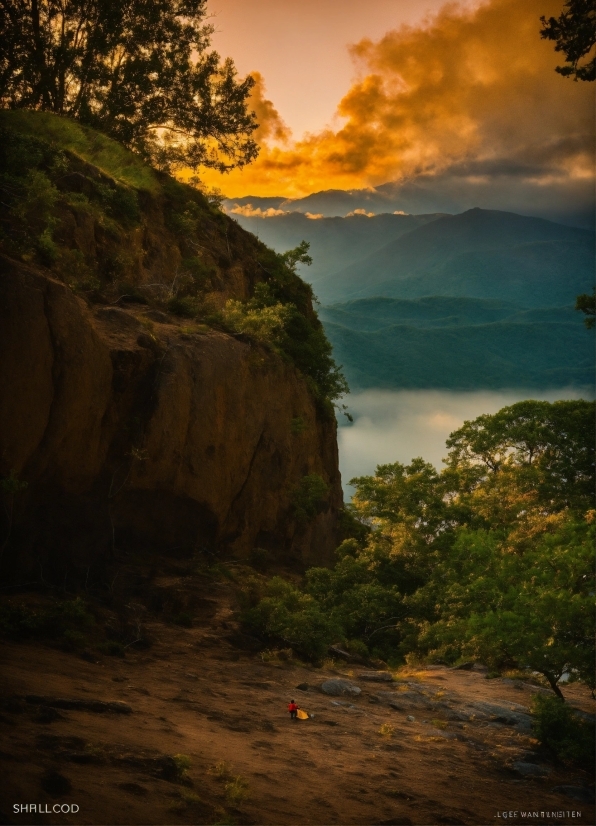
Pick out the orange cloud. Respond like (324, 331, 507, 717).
(247, 71, 292, 145)
(200, 0, 594, 198)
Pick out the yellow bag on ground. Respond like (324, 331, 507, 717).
(297, 709, 309, 720)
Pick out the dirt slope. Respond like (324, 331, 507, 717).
(1, 572, 593, 826)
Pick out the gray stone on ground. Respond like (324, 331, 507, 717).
(406, 715, 415, 722)
(551, 786, 595, 804)
(320, 679, 361, 696)
(358, 671, 394, 682)
(512, 761, 550, 778)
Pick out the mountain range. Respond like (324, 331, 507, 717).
(229, 206, 594, 391)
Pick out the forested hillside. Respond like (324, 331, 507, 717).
(320, 297, 593, 389)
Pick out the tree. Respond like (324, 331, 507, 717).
(576, 288, 595, 328)
(540, 0, 596, 81)
(0, 0, 258, 171)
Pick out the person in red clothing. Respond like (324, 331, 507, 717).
(288, 699, 298, 720)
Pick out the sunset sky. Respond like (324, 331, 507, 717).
(200, 0, 594, 218)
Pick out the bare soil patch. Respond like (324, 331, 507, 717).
(1, 571, 593, 826)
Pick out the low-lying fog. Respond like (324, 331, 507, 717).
(338, 388, 594, 498)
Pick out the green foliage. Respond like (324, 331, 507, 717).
(540, 0, 596, 81)
(97, 640, 125, 657)
(243, 576, 341, 660)
(576, 287, 595, 328)
(0, 110, 158, 191)
(531, 694, 595, 767)
(0, 472, 28, 496)
(246, 399, 596, 688)
(0, 598, 94, 639)
(0, 0, 258, 171)
(173, 754, 192, 774)
(292, 474, 329, 524)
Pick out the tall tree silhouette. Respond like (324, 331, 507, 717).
(540, 0, 596, 81)
(0, 0, 258, 171)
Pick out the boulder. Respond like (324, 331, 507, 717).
(320, 679, 361, 697)
(358, 672, 394, 682)
(512, 761, 550, 778)
(551, 786, 595, 804)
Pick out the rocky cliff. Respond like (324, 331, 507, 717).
(0, 111, 343, 583)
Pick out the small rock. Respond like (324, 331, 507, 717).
(40, 770, 72, 796)
(296, 683, 309, 691)
(512, 761, 550, 778)
(144, 310, 169, 323)
(34, 707, 63, 724)
(551, 786, 595, 804)
(358, 672, 394, 682)
(406, 715, 416, 722)
(377, 819, 413, 825)
(452, 662, 474, 671)
(320, 679, 361, 697)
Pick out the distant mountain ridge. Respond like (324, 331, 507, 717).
(313, 208, 594, 306)
(224, 176, 594, 228)
(229, 206, 594, 390)
(228, 210, 444, 283)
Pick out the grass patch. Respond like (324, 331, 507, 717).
(0, 110, 158, 192)
(209, 761, 233, 781)
(224, 777, 249, 807)
(379, 723, 395, 737)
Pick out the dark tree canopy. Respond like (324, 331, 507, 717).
(0, 0, 259, 171)
(540, 0, 596, 81)
(576, 288, 596, 328)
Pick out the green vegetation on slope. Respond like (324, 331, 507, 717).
(318, 297, 594, 390)
(243, 399, 596, 705)
(0, 110, 346, 406)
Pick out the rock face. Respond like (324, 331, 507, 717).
(320, 680, 361, 696)
(0, 254, 343, 580)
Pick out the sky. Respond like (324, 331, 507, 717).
(199, 0, 595, 219)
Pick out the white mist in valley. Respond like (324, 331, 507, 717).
(338, 388, 594, 497)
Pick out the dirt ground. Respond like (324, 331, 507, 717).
(1, 568, 594, 826)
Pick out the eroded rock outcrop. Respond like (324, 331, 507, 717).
(0, 254, 343, 580)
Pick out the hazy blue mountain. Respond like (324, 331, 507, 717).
(224, 174, 594, 228)
(321, 297, 593, 390)
(228, 210, 443, 284)
(225, 205, 594, 390)
(314, 209, 594, 306)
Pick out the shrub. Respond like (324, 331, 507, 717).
(97, 640, 125, 657)
(531, 694, 595, 768)
(0, 598, 93, 639)
(292, 474, 329, 524)
(224, 777, 249, 806)
(244, 576, 340, 660)
(379, 723, 395, 737)
(173, 754, 192, 776)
